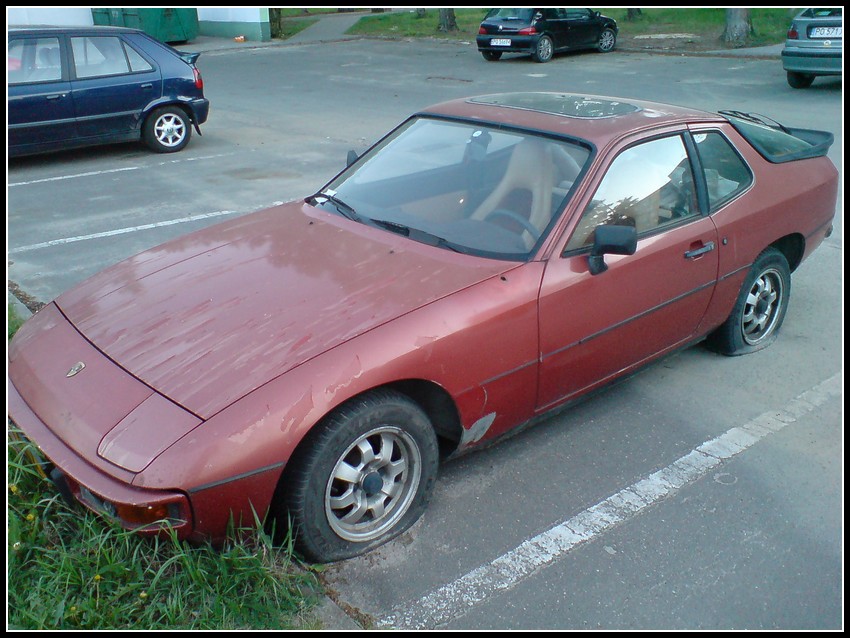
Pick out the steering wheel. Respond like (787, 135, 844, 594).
(484, 209, 541, 241)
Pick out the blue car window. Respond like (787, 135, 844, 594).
(72, 36, 132, 78)
(9, 37, 62, 84)
(124, 42, 154, 72)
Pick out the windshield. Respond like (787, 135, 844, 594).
(313, 117, 592, 260)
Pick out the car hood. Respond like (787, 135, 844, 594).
(57, 202, 512, 419)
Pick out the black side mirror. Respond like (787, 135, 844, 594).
(346, 150, 359, 167)
(588, 224, 637, 275)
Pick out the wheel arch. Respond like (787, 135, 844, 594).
(280, 379, 463, 480)
(770, 233, 805, 272)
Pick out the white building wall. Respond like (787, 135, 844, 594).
(7, 7, 94, 26)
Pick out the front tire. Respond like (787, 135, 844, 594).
(706, 247, 791, 356)
(143, 106, 192, 153)
(279, 389, 439, 562)
(597, 28, 617, 52)
(532, 35, 554, 63)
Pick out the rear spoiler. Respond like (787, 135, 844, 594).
(718, 110, 834, 163)
(176, 50, 201, 66)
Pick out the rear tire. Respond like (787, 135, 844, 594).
(532, 35, 554, 63)
(786, 71, 815, 89)
(278, 389, 439, 562)
(706, 247, 790, 356)
(143, 106, 192, 153)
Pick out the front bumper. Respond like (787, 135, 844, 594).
(9, 381, 193, 536)
(781, 48, 842, 75)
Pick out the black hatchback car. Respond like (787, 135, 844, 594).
(8, 25, 210, 157)
(477, 8, 618, 62)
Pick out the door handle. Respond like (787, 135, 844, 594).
(45, 93, 66, 100)
(140, 83, 153, 89)
(684, 241, 715, 259)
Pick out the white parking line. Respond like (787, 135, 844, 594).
(8, 209, 244, 254)
(8, 153, 235, 187)
(378, 373, 842, 630)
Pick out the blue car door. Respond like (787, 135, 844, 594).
(8, 35, 77, 152)
(69, 34, 161, 141)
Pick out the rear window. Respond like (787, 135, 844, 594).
(721, 112, 834, 163)
(485, 8, 534, 21)
(801, 8, 842, 18)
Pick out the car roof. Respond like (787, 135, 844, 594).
(8, 24, 143, 35)
(420, 92, 725, 147)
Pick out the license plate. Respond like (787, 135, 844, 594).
(490, 38, 511, 46)
(810, 26, 842, 38)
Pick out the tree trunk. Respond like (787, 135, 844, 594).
(626, 9, 643, 21)
(722, 8, 753, 47)
(438, 8, 458, 33)
(269, 8, 282, 39)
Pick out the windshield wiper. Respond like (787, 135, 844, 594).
(370, 218, 466, 253)
(311, 190, 363, 222)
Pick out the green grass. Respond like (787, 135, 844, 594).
(347, 8, 489, 40)
(9, 303, 25, 340)
(347, 8, 793, 47)
(7, 432, 318, 629)
(601, 7, 793, 46)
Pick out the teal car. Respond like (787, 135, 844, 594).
(781, 8, 842, 88)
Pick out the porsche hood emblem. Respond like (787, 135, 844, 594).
(66, 361, 86, 377)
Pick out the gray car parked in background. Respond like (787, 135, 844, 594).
(781, 7, 842, 88)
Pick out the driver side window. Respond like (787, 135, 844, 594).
(565, 135, 698, 251)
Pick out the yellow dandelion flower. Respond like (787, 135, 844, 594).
(9, 485, 18, 494)
(93, 574, 103, 582)
(139, 591, 148, 600)
(26, 513, 35, 522)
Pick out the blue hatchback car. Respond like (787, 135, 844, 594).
(8, 25, 210, 157)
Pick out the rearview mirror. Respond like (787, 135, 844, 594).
(588, 224, 637, 275)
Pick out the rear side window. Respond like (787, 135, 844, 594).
(71, 36, 153, 78)
(8, 37, 62, 84)
(692, 132, 753, 212)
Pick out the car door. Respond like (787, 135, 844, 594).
(8, 34, 77, 152)
(69, 34, 161, 141)
(537, 132, 719, 411)
(563, 8, 600, 49)
(541, 9, 569, 49)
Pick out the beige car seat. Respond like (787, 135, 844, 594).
(471, 138, 556, 249)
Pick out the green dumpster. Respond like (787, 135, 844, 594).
(91, 8, 199, 43)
